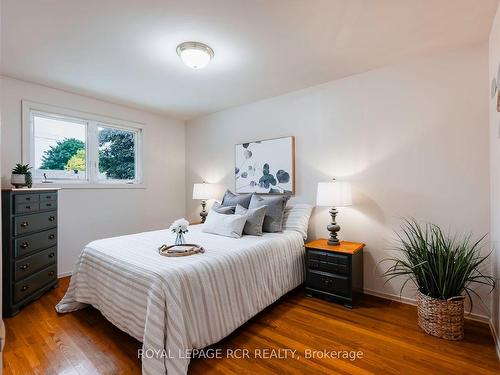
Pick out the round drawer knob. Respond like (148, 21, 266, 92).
(48, 234, 55, 240)
(48, 252, 55, 258)
(48, 271, 55, 277)
(20, 221, 29, 228)
(21, 285, 30, 292)
(21, 242, 29, 249)
(20, 264, 30, 271)
(49, 216, 55, 222)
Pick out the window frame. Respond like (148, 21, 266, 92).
(22, 100, 144, 189)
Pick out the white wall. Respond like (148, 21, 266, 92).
(186, 44, 491, 317)
(0, 76, 186, 275)
(489, 0, 500, 356)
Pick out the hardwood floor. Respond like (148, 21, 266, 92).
(3, 277, 499, 374)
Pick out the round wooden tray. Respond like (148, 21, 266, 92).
(158, 244, 205, 257)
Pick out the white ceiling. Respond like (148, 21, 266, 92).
(1, 0, 498, 120)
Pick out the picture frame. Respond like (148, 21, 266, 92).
(234, 136, 295, 194)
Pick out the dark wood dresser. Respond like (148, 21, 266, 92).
(2, 188, 59, 316)
(305, 239, 364, 308)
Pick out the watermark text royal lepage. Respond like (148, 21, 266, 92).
(138, 348, 364, 361)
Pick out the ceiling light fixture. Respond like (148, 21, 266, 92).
(176, 41, 214, 69)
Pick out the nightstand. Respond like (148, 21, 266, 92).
(305, 239, 364, 308)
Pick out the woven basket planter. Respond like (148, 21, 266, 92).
(416, 291, 465, 341)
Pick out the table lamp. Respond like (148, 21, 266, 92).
(192, 182, 214, 223)
(316, 179, 352, 245)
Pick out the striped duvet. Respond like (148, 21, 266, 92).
(56, 225, 305, 374)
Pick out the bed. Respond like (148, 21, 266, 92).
(56, 224, 306, 375)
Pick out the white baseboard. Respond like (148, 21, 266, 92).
(58, 271, 72, 278)
(363, 288, 490, 323)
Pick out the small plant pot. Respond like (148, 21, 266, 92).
(11, 174, 27, 188)
(416, 291, 465, 340)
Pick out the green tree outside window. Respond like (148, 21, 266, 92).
(98, 128, 135, 180)
(40, 138, 84, 170)
(65, 149, 86, 172)
(39, 129, 135, 180)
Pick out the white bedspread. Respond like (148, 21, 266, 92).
(56, 225, 305, 375)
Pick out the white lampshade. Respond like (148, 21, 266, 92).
(316, 181, 352, 207)
(192, 183, 214, 200)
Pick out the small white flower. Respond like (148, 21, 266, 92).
(170, 218, 189, 233)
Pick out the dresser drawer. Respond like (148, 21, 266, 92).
(309, 259, 349, 275)
(14, 228, 57, 258)
(14, 264, 57, 304)
(39, 200, 57, 211)
(14, 194, 39, 205)
(14, 247, 57, 281)
(308, 270, 350, 297)
(13, 211, 57, 236)
(39, 192, 57, 202)
(15, 202, 40, 214)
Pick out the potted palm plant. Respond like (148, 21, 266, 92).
(383, 218, 495, 340)
(11, 164, 32, 188)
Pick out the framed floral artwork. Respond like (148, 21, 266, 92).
(235, 136, 295, 194)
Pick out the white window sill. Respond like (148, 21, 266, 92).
(32, 182, 146, 190)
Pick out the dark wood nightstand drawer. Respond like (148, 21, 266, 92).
(308, 270, 350, 297)
(308, 250, 348, 264)
(325, 252, 348, 264)
(308, 259, 349, 275)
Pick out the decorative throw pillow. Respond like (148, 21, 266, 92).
(221, 190, 253, 209)
(212, 201, 235, 214)
(202, 209, 247, 238)
(282, 204, 313, 240)
(235, 204, 267, 236)
(248, 194, 290, 233)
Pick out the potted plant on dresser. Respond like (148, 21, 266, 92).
(10, 163, 32, 188)
(383, 219, 495, 340)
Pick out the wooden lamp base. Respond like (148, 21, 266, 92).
(327, 207, 340, 246)
(200, 200, 208, 223)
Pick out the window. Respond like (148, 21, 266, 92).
(32, 112, 88, 181)
(97, 125, 138, 182)
(23, 101, 143, 186)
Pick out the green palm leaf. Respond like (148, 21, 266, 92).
(382, 218, 495, 308)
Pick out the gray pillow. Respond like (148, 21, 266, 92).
(221, 190, 253, 209)
(212, 201, 235, 214)
(235, 204, 267, 236)
(248, 194, 290, 233)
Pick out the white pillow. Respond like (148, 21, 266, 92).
(282, 204, 313, 240)
(202, 209, 247, 238)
